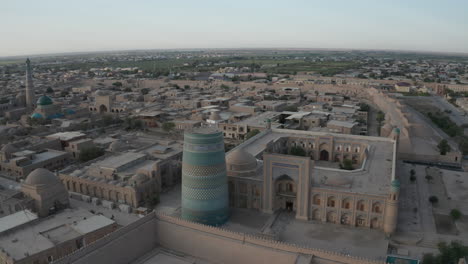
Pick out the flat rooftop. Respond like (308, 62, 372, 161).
(0, 208, 114, 260)
(240, 129, 395, 196)
(236, 111, 281, 128)
(0, 210, 38, 234)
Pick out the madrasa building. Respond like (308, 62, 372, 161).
(226, 126, 400, 235)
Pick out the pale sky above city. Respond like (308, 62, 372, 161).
(1, 0, 468, 57)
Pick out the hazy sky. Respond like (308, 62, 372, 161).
(1, 0, 468, 57)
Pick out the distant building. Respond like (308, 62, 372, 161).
(394, 82, 411, 93)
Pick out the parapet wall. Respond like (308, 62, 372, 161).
(53, 213, 157, 264)
(154, 212, 384, 264)
(52, 210, 384, 264)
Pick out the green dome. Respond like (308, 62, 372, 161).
(31, 113, 43, 119)
(37, 95, 53, 106)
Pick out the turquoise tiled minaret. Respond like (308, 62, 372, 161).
(181, 128, 229, 226)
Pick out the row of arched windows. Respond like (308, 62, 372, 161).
(312, 195, 382, 213)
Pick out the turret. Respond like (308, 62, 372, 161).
(383, 179, 400, 235)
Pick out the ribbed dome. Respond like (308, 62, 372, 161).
(37, 95, 53, 106)
(1, 144, 18, 154)
(24, 168, 60, 186)
(226, 148, 257, 174)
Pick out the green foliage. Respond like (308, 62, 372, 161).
(422, 241, 468, 264)
(290, 146, 306, 157)
(245, 129, 260, 140)
(60, 90, 69, 97)
(427, 112, 462, 137)
(220, 84, 229, 90)
(123, 87, 132, 92)
(141, 88, 150, 95)
(410, 169, 416, 176)
(425, 175, 434, 182)
(429, 195, 439, 204)
(410, 175, 416, 183)
(341, 159, 354, 170)
(450, 209, 462, 221)
(79, 146, 105, 162)
(359, 103, 370, 112)
(437, 139, 451, 155)
(376, 111, 385, 123)
(283, 104, 298, 112)
(112, 81, 123, 87)
(162, 122, 175, 132)
(46, 87, 54, 93)
(124, 117, 144, 130)
(144, 193, 160, 208)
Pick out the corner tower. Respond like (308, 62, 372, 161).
(181, 127, 229, 226)
(383, 179, 400, 235)
(25, 58, 35, 109)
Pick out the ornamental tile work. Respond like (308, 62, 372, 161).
(181, 129, 229, 226)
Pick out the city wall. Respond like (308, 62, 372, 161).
(53, 210, 384, 264)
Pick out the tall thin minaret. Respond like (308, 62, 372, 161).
(25, 58, 35, 109)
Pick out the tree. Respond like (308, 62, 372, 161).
(422, 241, 468, 264)
(341, 159, 354, 170)
(162, 122, 175, 132)
(376, 111, 385, 124)
(410, 169, 416, 176)
(123, 87, 132, 92)
(46, 87, 54, 94)
(290, 146, 306, 157)
(141, 88, 149, 95)
(79, 146, 105, 162)
(359, 103, 370, 112)
(112, 81, 123, 87)
(425, 175, 433, 182)
(437, 139, 451, 155)
(429, 195, 439, 205)
(245, 129, 260, 140)
(450, 209, 462, 221)
(410, 175, 416, 183)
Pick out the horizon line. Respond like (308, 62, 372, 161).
(2, 47, 468, 60)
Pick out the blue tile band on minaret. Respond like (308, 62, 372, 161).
(181, 129, 229, 226)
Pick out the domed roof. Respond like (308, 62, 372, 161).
(108, 140, 126, 152)
(1, 144, 18, 154)
(31, 113, 43, 119)
(16, 92, 25, 99)
(226, 148, 257, 171)
(37, 95, 53, 106)
(24, 168, 60, 186)
(95, 90, 107, 96)
(130, 173, 149, 186)
(209, 111, 222, 121)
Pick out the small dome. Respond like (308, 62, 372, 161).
(16, 92, 25, 99)
(209, 111, 222, 121)
(1, 144, 18, 154)
(95, 90, 106, 96)
(226, 148, 257, 176)
(31, 113, 43, 119)
(108, 140, 126, 152)
(130, 173, 149, 186)
(24, 168, 60, 186)
(37, 95, 53, 106)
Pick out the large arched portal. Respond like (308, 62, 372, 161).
(99, 104, 108, 113)
(320, 150, 329, 161)
(274, 174, 296, 212)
